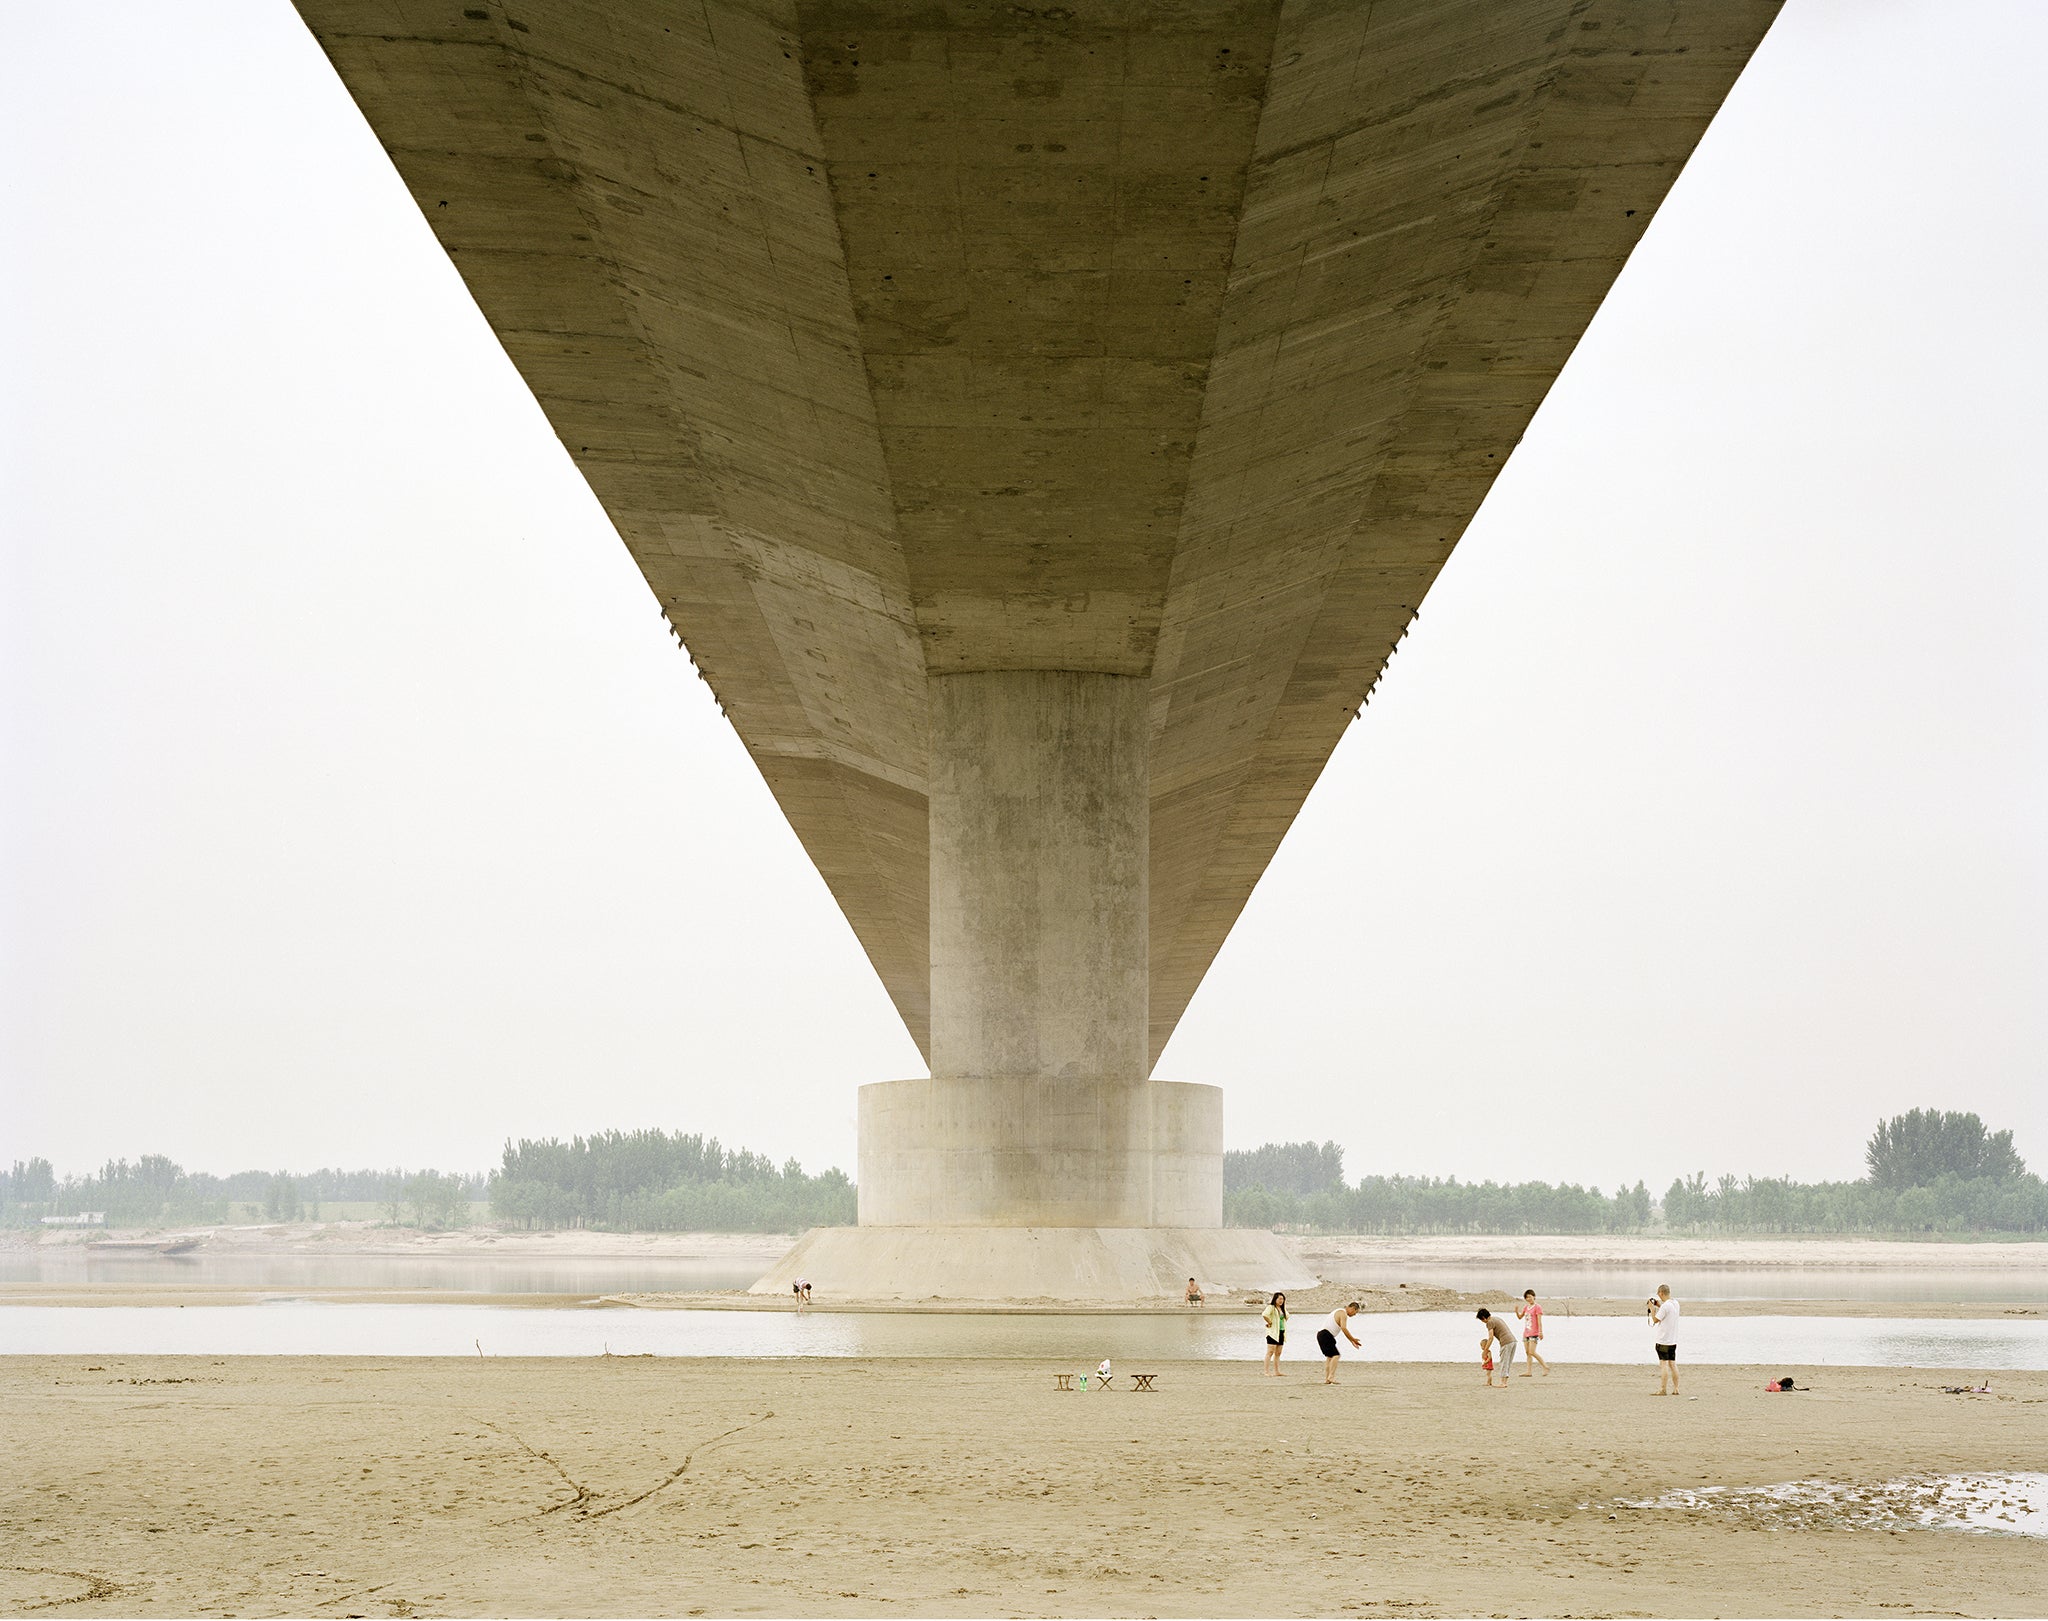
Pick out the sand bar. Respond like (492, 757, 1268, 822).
(2, 1354, 2043, 1617)
(1299, 1234, 2048, 1272)
(8, 1225, 794, 1261)
(17, 1227, 2048, 1270)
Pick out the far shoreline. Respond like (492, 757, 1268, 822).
(12, 1223, 2048, 1267)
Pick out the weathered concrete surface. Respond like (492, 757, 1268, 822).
(929, 671, 1147, 1084)
(751, 1221, 1313, 1300)
(293, 0, 1780, 1067)
(858, 1077, 1219, 1228)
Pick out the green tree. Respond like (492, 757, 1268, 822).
(1865, 1110, 2026, 1190)
(1894, 1186, 1939, 1231)
(9, 1158, 56, 1204)
(401, 1170, 468, 1229)
(1663, 1172, 1707, 1230)
(1223, 1142, 1345, 1198)
(261, 1172, 301, 1223)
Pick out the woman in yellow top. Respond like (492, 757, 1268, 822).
(1261, 1292, 1288, 1377)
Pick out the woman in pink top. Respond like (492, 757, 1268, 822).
(1515, 1288, 1550, 1376)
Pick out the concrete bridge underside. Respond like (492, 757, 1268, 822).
(296, 0, 1778, 1296)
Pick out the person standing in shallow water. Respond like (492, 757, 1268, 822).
(1262, 1292, 1288, 1376)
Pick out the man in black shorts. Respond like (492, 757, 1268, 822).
(1652, 1284, 1681, 1394)
(1317, 1302, 1362, 1384)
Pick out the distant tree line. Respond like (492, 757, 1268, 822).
(1223, 1140, 1649, 1234)
(0, 1156, 486, 1230)
(1, 1133, 851, 1234)
(488, 1129, 855, 1233)
(12, 1109, 2035, 1238)
(1225, 1112, 2043, 1236)
(1227, 1171, 1653, 1234)
(1657, 1169, 2048, 1234)
(1658, 1111, 2043, 1234)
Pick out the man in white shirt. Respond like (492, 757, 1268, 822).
(1651, 1284, 1681, 1395)
(1316, 1302, 1362, 1384)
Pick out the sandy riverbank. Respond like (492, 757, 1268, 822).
(1299, 1233, 2048, 1272)
(2, 1354, 2043, 1617)
(16, 1226, 2048, 1272)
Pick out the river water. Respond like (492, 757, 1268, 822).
(1337, 1261, 2048, 1304)
(9, 1251, 2047, 1302)
(3, 1303, 2044, 1369)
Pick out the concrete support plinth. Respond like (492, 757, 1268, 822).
(849, 670, 1228, 1238)
(771, 669, 1246, 1299)
(858, 1077, 1220, 1227)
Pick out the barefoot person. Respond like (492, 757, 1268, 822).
(1650, 1284, 1681, 1395)
(1184, 1277, 1205, 1307)
(1476, 1309, 1516, 1386)
(1262, 1292, 1288, 1376)
(1317, 1302, 1361, 1384)
(1516, 1289, 1550, 1376)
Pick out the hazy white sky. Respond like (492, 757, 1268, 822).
(4, 1, 2043, 1192)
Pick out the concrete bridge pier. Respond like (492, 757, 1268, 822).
(756, 670, 1311, 1301)
(290, 0, 1781, 1304)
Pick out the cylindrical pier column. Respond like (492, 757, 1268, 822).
(928, 670, 1149, 1082)
(857, 670, 1222, 1229)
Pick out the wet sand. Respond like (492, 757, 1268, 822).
(2, 1354, 2044, 1618)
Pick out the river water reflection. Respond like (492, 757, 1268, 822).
(8, 1251, 2046, 1302)
(3, 1304, 2045, 1369)
(1339, 1262, 2048, 1304)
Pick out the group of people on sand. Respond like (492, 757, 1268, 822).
(1259, 1292, 1364, 1383)
(1254, 1282, 1683, 1392)
(1475, 1291, 1552, 1385)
